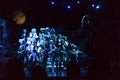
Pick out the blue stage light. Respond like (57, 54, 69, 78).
(96, 5, 100, 9)
(77, 1, 80, 4)
(51, 1, 55, 5)
(67, 5, 71, 9)
(92, 4, 95, 7)
(66, 3, 73, 10)
(91, 2, 102, 10)
(66, 3, 73, 9)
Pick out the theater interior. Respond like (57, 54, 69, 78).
(0, 0, 120, 80)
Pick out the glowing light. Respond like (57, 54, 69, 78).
(66, 3, 73, 10)
(13, 10, 26, 25)
(92, 4, 95, 7)
(51, 1, 55, 5)
(91, 2, 102, 10)
(67, 5, 71, 9)
(77, 1, 80, 3)
(96, 5, 100, 9)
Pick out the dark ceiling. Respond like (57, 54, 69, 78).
(0, 0, 119, 29)
(0, 0, 109, 25)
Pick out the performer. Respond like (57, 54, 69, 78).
(60, 35, 68, 62)
(50, 28, 57, 44)
(28, 49, 40, 62)
(18, 28, 27, 52)
(18, 29, 27, 48)
(26, 43, 34, 53)
(48, 39, 56, 75)
(30, 28, 38, 39)
(79, 15, 94, 51)
(26, 33, 36, 46)
(18, 41, 26, 53)
(45, 27, 51, 39)
(37, 45, 45, 62)
(0, 18, 8, 45)
(81, 15, 90, 28)
(18, 29, 28, 63)
(37, 32, 46, 49)
(25, 32, 36, 64)
(21, 28, 27, 39)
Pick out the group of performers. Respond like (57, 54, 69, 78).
(18, 27, 84, 74)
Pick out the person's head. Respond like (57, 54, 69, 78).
(31, 28, 37, 33)
(81, 15, 90, 25)
(29, 32, 33, 37)
(23, 28, 27, 33)
(49, 40, 54, 44)
(4, 59, 25, 80)
(45, 27, 50, 32)
(80, 15, 93, 35)
(50, 28, 55, 34)
(40, 28, 46, 33)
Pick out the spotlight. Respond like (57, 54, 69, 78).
(96, 5, 100, 9)
(67, 5, 71, 9)
(91, 2, 102, 10)
(66, 3, 73, 10)
(50, 0, 55, 5)
(92, 4, 95, 7)
(51, 1, 55, 5)
(77, 1, 80, 4)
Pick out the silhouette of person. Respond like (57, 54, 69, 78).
(4, 58, 25, 80)
(66, 54, 80, 80)
(31, 65, 48, 80)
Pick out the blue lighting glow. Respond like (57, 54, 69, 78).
(51, 1, 55, 5)
(92, 4, 95, 7)
(66, 3, 73, 10)
(96, 5, 100, 9)
(91, 2, 102, 10)
(77, 1, 80, 4)
(67, 5, 71, 9)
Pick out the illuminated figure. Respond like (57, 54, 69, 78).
(81, 15, 90, 27)
(79, 15, 94, 51)
(28, 49, 40, 62)
(22, 28, 27, 38)
(30, 28, 38, 39)
(48, 39, 56, 75)
(80, 15, 92, 36)
(18, 29, 28, 64)
(37, 29, 47, 49)
(18, 41, 26, 53)
(45, 27, 51, 39)
(18, 41, 29, 64)
(26, 32, 36, 45)
(50, 28, 57, 43)
(19, 29, 27, 46)
(48, 40, 56, 58)
(37, 45, 45, 62)
(0, 18, 8, 45)
(60, 35, 69, 62)
(17, 26, 89, 77)
(26, 33, 36, 52)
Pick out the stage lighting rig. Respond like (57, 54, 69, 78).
(91, 2, 102, 10)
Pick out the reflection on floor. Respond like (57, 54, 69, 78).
(46, 61, 67, 77)
(46, 61, 88, 77)
(24, 59, 88, 77)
